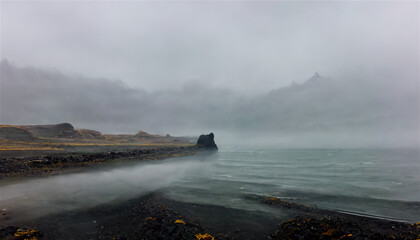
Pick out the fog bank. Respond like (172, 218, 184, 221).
(1, 60, 418, 148)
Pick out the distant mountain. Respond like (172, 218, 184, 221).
(1, 60, 417, 147)
(0, 59, 152, 133)
(0, 60, 236, 134)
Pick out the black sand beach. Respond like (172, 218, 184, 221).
(1, 191, 419, 240)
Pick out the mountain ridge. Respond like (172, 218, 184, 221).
(1, 60, 417, 147)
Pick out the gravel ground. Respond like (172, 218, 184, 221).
(1, 193, 419, 240)
(0, 146, 198, 178)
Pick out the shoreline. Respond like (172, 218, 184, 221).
(0, 145, 198, 179)
(1, 192, 418, 240)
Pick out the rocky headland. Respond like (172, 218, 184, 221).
(196, 133, 218, 150)
(0, 123, 203, 178)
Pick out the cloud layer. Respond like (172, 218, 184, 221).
(1, 1, 418, 94)
(1, 60, 418, 148)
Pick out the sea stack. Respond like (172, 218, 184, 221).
(197, 133, 218, 150)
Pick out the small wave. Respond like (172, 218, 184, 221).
(217, 174, 232, 178)
(334, 209, 411, 223)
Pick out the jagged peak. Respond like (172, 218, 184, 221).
(303, 72, 324, 86)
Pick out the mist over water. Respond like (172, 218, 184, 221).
(0, 155, 214, 223)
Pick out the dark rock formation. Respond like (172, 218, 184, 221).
(197, 133, 218, 149)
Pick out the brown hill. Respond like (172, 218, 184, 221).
(19, 123, 81, 138)
(136, 131, 152, 136)
(0, 125, 36, 141)
(76, 129, 104, 139)
(0, 123, 190, 145)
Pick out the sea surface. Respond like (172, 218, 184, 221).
(1, 147, 419, 223)
(164, 147, 420, 222)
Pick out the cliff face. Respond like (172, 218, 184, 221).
(197, 133, 218, 149)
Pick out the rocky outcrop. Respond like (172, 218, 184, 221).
(197, 133, 218, 149)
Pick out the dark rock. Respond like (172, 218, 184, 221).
(197, 133, 218, 149)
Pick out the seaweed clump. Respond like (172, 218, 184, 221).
(0, 226, 43, 240)
(195, 233, 215, 240)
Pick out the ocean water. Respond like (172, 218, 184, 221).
(1, 147, 419, 223)
(163, 147, 420, 222)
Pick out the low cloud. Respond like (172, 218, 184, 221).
(1, 60, 418, 148)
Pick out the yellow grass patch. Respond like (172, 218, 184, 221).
(195, 233, 215, 240)
(46, 142, 192, 147)
(0, 139, 63, 151)
(0, 147, 63, 151)
(0, 136, 193, 152)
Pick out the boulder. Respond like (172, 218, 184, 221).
(197, 133, 218, 149)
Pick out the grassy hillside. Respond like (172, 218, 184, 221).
(0, 125, 36, 141)
(0, 123, 194, 157)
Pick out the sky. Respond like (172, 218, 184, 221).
(0, 1, 419, 148)
(1, 1, 418, 94)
